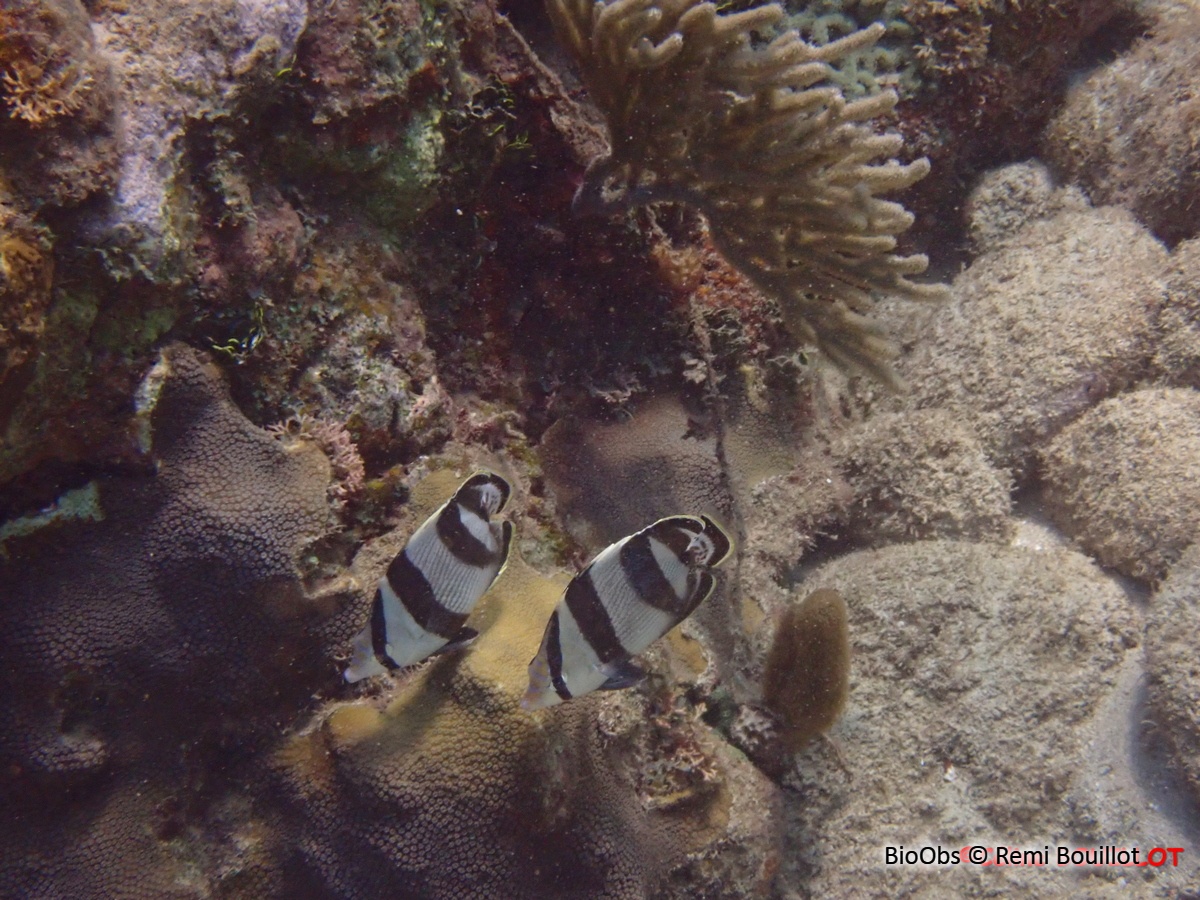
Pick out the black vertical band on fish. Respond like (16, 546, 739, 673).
(618, 532, 686, 612)
(436, 501, 502, 567)
(564, 572, 628, 664)
(385, 550, 470, 639)
(370, 588, 400, 671)
(546, 611, 572, 701)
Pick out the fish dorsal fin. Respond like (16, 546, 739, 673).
(596, 658, 646, 691)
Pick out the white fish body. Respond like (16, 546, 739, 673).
(343, 472, 513, 683)
(521, 514, 732, 710)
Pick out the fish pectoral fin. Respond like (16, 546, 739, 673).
(596, 658, 646, 691)
(428, 626, 480, 657)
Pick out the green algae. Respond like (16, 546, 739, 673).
(0, 481, 104, 555)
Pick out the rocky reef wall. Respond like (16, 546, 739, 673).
(3, 0, 1200, 897)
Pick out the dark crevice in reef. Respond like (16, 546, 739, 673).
(1064, 6, 1149, 74)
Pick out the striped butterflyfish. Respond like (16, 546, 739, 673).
(521, 514, 732, 710)
(343, 472, 514, 683)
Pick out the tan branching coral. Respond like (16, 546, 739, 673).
(548, 0, 947, 383)
(0, 0, 98, 128)
(2, 57, 93, 125)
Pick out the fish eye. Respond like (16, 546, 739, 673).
(478, 484, 502, 515)
(687, 534, 714, 564)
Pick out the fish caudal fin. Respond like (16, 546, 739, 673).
(343, 622, 387, 683)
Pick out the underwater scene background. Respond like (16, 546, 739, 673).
(1, 0, 1199, 896)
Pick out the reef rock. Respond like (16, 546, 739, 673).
(774, 540, 1143, 897)
(84, 0, 308, 274)
(0, 0, 121, 208)
(1042, 387, 1200, 584)
(1145, 544, 1200, 812)
(1043, 3, 1200, 245)
(899, 199, 1166, 482)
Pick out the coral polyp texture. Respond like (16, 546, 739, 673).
(0, 343, 350, 896)
(547, 0, 946, 382)
(0, 344, 336, 786)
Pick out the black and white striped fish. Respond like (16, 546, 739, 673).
(521, 514, 732, 710)
(343, 472, 513, 683)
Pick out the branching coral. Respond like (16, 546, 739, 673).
(2, 58, 93, 125)
(547, 0, 946, 383)
(0, 0, 96, 127)
(269, 413, 366, 508)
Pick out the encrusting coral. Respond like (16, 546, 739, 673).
(0, 344, 339, 788)
(0, 343, 351, 896)
(546, 0, 946, 384)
